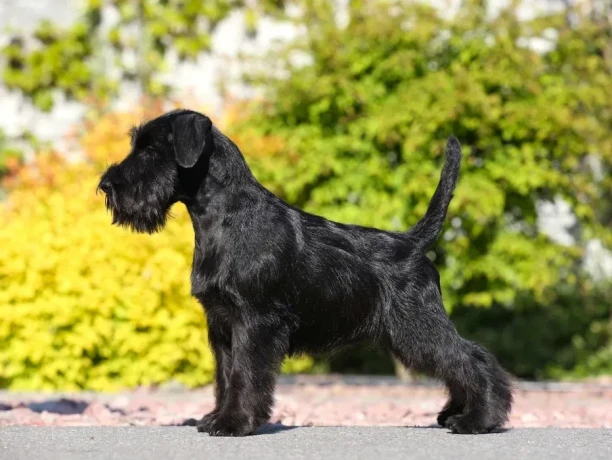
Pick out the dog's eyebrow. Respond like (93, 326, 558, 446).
(128, 126, 140, 145)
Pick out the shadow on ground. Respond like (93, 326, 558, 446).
(177, 419, 300, 435)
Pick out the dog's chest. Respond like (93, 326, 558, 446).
(189, 254, 226, 298)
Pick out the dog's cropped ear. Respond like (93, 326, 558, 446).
(172, 112, 212, 168)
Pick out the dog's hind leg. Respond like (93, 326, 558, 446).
(205, 315, 289, 437)
(441, 339, 513, 434)
(387, 279, 512, 434)
(436, 383, 466, 428)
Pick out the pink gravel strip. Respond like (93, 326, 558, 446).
(1, 377, 611, 428)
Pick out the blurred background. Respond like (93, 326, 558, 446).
(0, 0, 611, 392)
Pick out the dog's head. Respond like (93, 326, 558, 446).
(98, 109, 213, 233)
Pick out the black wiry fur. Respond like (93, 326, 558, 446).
(99, 109, 513, 436)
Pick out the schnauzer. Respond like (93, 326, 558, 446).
(98, 109, 513, 436)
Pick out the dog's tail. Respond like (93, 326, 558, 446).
(407, 136, 462, 251)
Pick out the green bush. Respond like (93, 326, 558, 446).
(452, 281, 612, 379)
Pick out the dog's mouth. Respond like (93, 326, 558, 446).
(99, 189, 170, 234)
(97, 168, 175, 234)
(101, 189, 117, 215)
(99, 189, 124, 227)
(99, 188, 123, 227)
(108, 207, 168, 234)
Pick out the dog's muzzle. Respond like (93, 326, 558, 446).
(98, 177, 113, 195)
(98, 174, 119, 217)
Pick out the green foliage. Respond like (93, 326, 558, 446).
(1, 0, 287, 110)
(452, 281, 612, 379)
(2, 18, 115, 110)
(239, 0, 612, 316)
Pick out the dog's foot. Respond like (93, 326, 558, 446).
(196, 411, 218, 433)
(437, 408, 463, 428)
(206, 412, 257, 437)
(446, 414, 494, 435)
(437, 413, 450, 428)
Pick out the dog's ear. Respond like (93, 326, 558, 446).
(172, 113, 212, 168)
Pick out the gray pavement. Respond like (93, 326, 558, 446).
(0, 426, 610, 460)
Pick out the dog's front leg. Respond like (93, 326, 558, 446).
(196, 316, 232, 433)
(205, 318, 288, 437)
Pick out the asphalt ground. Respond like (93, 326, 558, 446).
(1, 426, 610, 460)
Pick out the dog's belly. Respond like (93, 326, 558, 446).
(281, 251, 387, 354)
(286, 296, 382, 355)
(288, 323, 371, 355)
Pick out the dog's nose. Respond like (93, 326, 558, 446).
(98, 178, 113, 194)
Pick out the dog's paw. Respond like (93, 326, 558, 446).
(437, 414, 449, 428)
(206, 413, 256, 437)
(446, 414, 493, 435)
(196, 411, 218, 433)
(437, 409, 461, 428)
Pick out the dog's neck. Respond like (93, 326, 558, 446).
(180, 127, 267, 252)
(207, 127, 256, 185)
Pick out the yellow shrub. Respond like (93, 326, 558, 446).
(0, 107, 313, 391)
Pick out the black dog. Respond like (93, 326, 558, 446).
(98, 109, 513, 436)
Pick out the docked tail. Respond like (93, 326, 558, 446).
(407, 136, 462, 251)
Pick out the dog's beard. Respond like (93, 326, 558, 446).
(102, 188, 171, 234)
